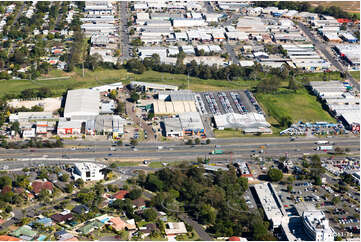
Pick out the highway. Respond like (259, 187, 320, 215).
(0, 137, 359, 167)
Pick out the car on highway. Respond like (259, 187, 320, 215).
(108, 154, 113, 156)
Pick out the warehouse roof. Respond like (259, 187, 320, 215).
(153, 100, 196, 115)
(64, 89, 100, 118)
(214, 112, 271, 130)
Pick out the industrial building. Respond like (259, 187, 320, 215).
(9, 112, 54, 123)
(91, 82, 123, 92)
(302, 210, 335, 241)
(64, 89, 100, 121)
(334, 44, 360, 67)
(57, 119, 82, 136)
(310, 81, 360, 131)
(130, 81, 178, 92)
(214, 112, 272, 133)
(158, 90, 195, 101)
(72, 162, 106, 181)
(153, 100, 197, 115)
(164, 112, 205, 137)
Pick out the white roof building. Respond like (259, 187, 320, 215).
(73, 162, 106, 181)
(64, 89, 100, 120)
(172, 18, 207, 28)
(91, 82, 123, 92)
(214, 112, 271, 133)
(254, 183, 286, 229)
(302, 210, 335, 241)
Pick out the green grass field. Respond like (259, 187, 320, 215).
(255, 88, 335, 126)
(350, 71, 360, 82)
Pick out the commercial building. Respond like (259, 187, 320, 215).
(72, 162, 106, 181)
(158, 90, 195, 101)
(57, 120, 82, 136)
(172, 18, 207, 28)
(334, 44, 360, 67)
(9, 112, 54, 123)
(302, 210, 335, 241)
(214, 112, 271, 133)
(164, 112, 205, 137)
(253, 183, 286, 229)
(130, 81, 178, 92)
(64, 89, 100, 121)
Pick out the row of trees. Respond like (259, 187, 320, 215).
(0, 138, 63, 149)
(137, 165, 275, 240)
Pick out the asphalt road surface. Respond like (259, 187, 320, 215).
(0, 137, 359, 168)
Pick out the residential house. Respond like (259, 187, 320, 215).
(51, 213, 73, 224)
(76, 220, 104, 235)
(10, 225, 37, 241)
(72, 205, 90, 215)
(132, 198, 146, 210)
(112, 190, 128, 200)
(0, 235, 21, 241)
(31, 180, 53, 195)
(165, 222, 188, 236)
(139, 223, 157, 238)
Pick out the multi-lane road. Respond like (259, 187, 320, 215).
(0, 136, 359, 169)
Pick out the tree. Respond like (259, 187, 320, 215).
(75, 178, 84, 188)
(59, 173, 69, 182)
(206, 139, 211, 144)
(332, 196, 340, 205)
(116, 140, 123, 146)
(0, 176, 12, 189)
(128, 189, 142, 200)
(130, 91, 140, 103)
(185, 139, 193, 145)
(130, 138, 138, 146)
(10, 121, 20, 135)
(267, 168, 283, 182)
(288, 77, 298, 91)
(280, 115, 292, 128)
(86, 53, 103, 71)
(143, 208, 157, 222)
(64, 184, 73, 193)
(287, 185, 293, 192)
(287, 175, 295, 184)
(194, 138, 200, 145)
(147, 112, 154, 120)
(335, 147, 344, 154)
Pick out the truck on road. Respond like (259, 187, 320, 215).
(315, 146, 333, 151)
(316, 140, 329, 145)
(211, 149, 224, 155)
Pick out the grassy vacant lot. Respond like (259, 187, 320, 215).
(350, 71, 360, 82)
(0, 68, 257, 98)
(310, 1, 360, 14)
(256, 88, 335, 125)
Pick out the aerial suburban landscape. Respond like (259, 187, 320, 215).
(0, 1, 359, 241)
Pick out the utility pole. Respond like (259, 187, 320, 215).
(187, 72, 190, 89)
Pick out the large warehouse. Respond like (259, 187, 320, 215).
(64, 89, 100, 121)
(164, 112, 205, 137)
(214, 112, 272, 133)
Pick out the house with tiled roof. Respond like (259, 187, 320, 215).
(0, 235, 21, 241)
(76, 220, 104, 235)
(51, 213, 73, 224)
(132, 197, 146, 210)
(10, 225, 37, 241)
(31, 180, 53, 195)
(139, 223, 157, 238)
(112, 190, 128, 200)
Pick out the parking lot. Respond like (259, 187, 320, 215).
(198, 90, 264, 116)
(276, 180, 360, 238)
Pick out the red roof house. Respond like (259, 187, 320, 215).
(228, 236, 241, 241)
(112, 190, 128, 200)
(31, 180, 53, 195)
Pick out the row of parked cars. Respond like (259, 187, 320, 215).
(230, 92, 248, 114)
(195, 94, 207, 115)
(338, 217, 359, 225)
(217, 92, 234, 113)
(245, 90, 263, 115)
(204, 92, 221, 115)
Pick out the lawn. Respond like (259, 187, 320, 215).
(255, 87, 335, 126)
(113, 161, 141, 167)
(350, 71, 360, 82)
(309, 1, 360, 14)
